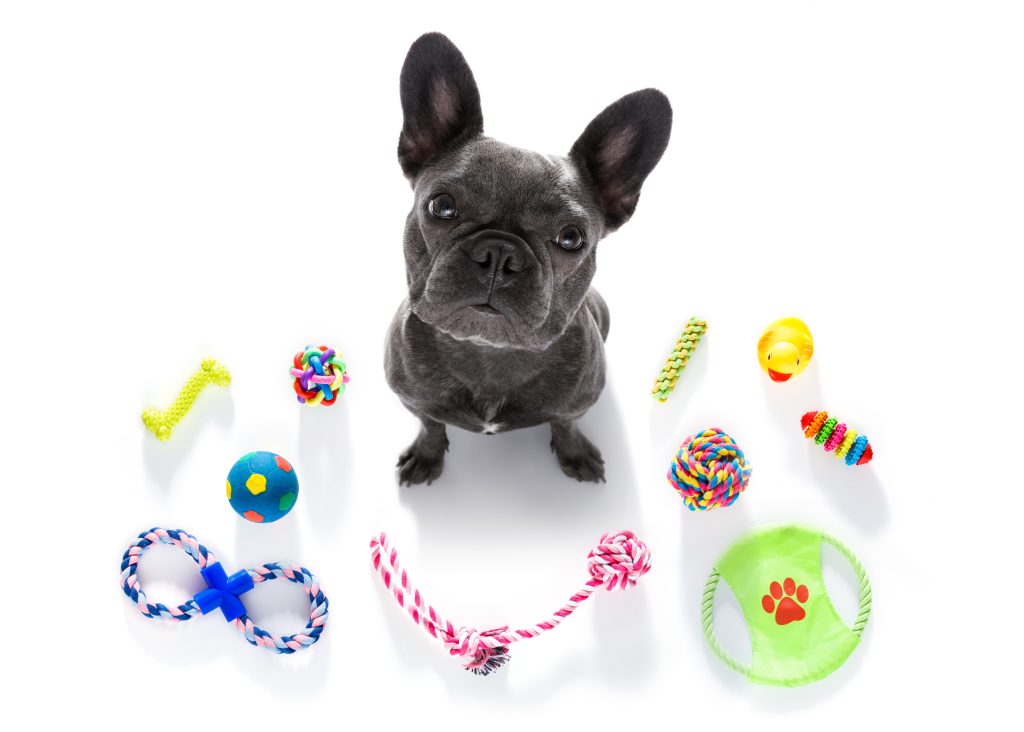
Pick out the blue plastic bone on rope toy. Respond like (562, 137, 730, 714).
(194, 562, 254, 621)
(120, 527, 329, 653)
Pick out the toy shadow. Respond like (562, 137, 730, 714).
(761, 364, 890, 533)
(141, 390, 235, 494)
(369, 549, 658, 700)
(807, 451, 889, 534)
(678, 500, 756, 686)
(297, 401, 353, 539)
(122, 535, 330, 697)
(648, 329, 712, 458)
(759, 359, 824, 436)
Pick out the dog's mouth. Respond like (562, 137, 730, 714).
(414, 247, 556, 350)
(469, 303, 501, 315)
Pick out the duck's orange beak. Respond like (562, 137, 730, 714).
(768, 369, 792, 382)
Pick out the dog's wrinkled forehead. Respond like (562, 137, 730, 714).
(418, 139, 598, 231)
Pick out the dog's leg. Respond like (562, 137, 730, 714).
(397, 415, 449, 486)
(550, 419, 605, 483)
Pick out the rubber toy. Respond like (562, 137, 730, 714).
(652, 317, 707, 402)
(120, 527, 328, 653)
(800, 410, 873, 466)
(667, 428, 751, 511)
(371, 530, 650, 676)
(702, 524, 871, 686)
(291, 344, 349, 406)
(757, 317, 813, 383)
(141, 358, 230, 441)
(226, 451, 299, 523)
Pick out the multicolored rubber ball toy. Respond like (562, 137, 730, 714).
(291, 344, 349, 406)
(667, 427, 752, 511)
(800, 411, 873, 466)
(227, 451, 299, 523)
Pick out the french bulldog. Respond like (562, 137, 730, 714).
(385, 32, 672, 485)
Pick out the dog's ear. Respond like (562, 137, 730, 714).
(398, 33, 483, 180)
(570, 89, 672, 231)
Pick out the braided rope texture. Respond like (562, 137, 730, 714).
(370, 530, 651, 675)
(822, 533, 872, 636)
(120, 527, 329, 654)
(800, 410, 873, 466)
(142, 358, 230, 441)
(652, 317, 707, 402)
(668, 427, 752, 511)
(701, 571, 750, 677)
(291, 345, 349, 406)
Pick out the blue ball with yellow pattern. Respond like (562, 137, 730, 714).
(226, 451, 299, 523)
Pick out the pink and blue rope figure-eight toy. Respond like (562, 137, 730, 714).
(120, 527, 328, 653)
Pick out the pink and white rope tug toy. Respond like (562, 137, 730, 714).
(370, 530, 651, 675)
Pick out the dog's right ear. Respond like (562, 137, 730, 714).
(398, 33, 483, 180)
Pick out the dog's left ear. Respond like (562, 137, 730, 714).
(398, 33, 484, 180)
(570, 89, 672, 232)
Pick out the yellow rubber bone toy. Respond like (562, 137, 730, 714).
(142, 358, 231, 441)
(757, 317, 813, 383)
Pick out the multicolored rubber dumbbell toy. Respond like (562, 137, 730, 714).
(800, 410, 873, 466)
(290, 345, 349, 406)
(142, 358, 231, 441)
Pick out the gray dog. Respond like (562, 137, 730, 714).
(385, 32, 672, 485)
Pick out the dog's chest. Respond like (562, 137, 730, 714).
(475, 399, 506, 434)
(439, 390, 543, 434)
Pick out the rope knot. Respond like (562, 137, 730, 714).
(667, 427, 752, 511)
(588, 530, 651, 590)
(445, 626, 510, 675)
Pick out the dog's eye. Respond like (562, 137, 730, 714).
(428, 193, 458, 220)
(556, 226, 585, 251)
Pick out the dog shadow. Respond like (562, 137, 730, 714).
(141, 391, 235, 494)
(391, 378, 657, 692)
(397, 379, 643, 542)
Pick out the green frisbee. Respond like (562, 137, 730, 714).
(702, 524, 872, 687)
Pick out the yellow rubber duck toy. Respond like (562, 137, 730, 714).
(757, 317, 814, 382)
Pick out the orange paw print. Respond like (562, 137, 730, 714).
(761, 578, 808, 625)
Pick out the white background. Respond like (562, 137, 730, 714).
(2, 1, 1021, 728)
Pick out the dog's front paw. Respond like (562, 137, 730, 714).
(551, 428, 606, 483)
(396, 444, 446, 486)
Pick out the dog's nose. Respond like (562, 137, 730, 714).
(469, 238, 526, 286)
